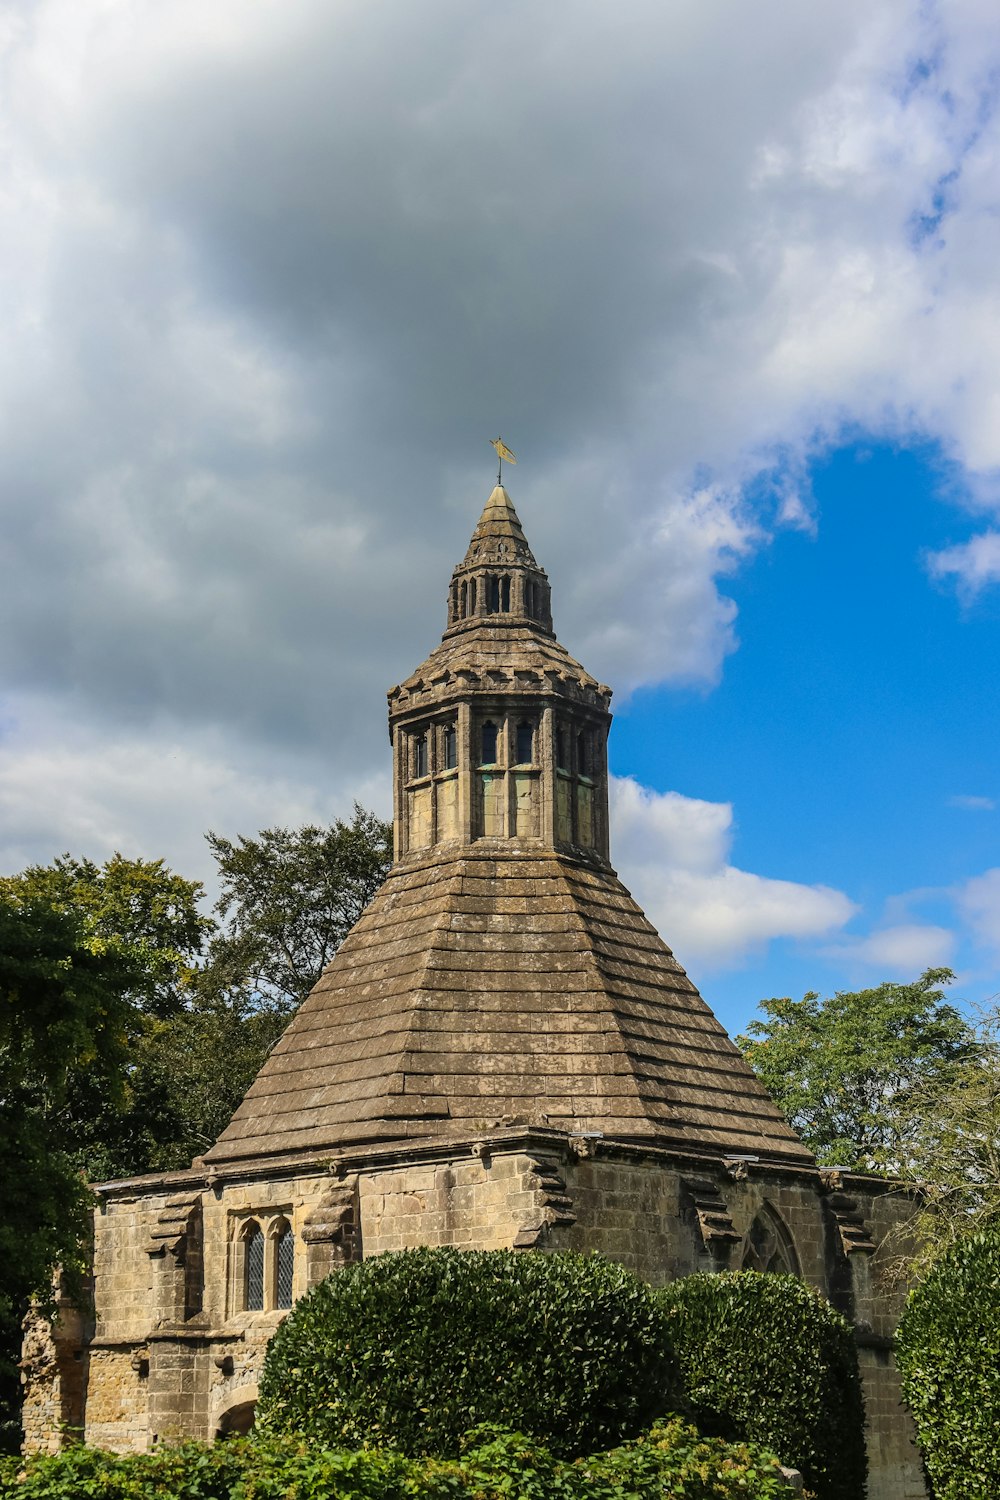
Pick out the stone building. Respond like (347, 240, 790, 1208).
(24, 485, 925, 1497)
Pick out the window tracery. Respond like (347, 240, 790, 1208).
(740, 1204, 800, 1276)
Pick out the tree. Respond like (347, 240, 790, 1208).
(0, 853, 212, 1019)
(1, 854, 215, 1184)
(120, 993, 290, 1172)
(879, 1006, 1000, 1274)
(202, 806, 392, 1014)
(0, 890, 145, 1449)
(735, 969, 977, 1170)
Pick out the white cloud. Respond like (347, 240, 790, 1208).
(948, 793, 997, 811)
(928, 533, 1000, 598)
(0, 696, 391, 890)
(955, 868, 1000, 958)
(827, 923, 958, 973)
(610, 777, 856, 968)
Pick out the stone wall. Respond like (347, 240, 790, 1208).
(22, 1134, 927, 1499)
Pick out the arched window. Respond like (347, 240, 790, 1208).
(516, 721, 534, 764)
(274, 1222, 294, 1310)
(414, 732, 428, 778)
(481, 721, 498, 764)
(500, 575, 511, 611)
(525, 579, 534, 617)
(460, 580, 468, 618)
(741, 1205, 800, 1276)
(244, 1224, 264, 1311)
(487, 575, 500, 613)
(469, 578, 477, 613)
(444, 723, 457, 770)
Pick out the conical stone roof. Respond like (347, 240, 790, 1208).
(206, 848, 813, 1166)
(461, 484, 538, 567)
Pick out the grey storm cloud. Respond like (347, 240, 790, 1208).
(2, 0, 1000, 905)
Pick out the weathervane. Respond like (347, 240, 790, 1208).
(491, 436, 516, 486)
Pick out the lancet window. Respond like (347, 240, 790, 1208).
(244, 1224, 264, 1311)
(487, 575, 500, 613)
(444, 723, 457, 770)
(273, 1219, 295, 1310)
(233, 1213, 297, 1314)
(414, 732, 428, 778)
(516, 720, 534, 765)
(481, 721, 498, 765)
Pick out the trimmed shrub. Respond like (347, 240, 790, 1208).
(0, 1420, 796, 1499)
(256, 1247, 678, 1458)
(896, 1223, 1000, 1499)
(657, 1271, 866, 1500)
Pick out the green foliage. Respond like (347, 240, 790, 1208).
(896, 1222, 1000, 1499)
(203, 806, 392, 1013)
(877, 1007, 1000, 1275)
(257, 1247, 679, 1459)
(0, 1419, 795, 1499)
(0, 889, 146, 1448)
(0, 854, 211, 1021)
(0, 853, 213, 1183)
(736, 968, 975, 1169)
(657, 1271, 866, 1500)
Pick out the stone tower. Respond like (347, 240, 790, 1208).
(205, 484, 811, 1167)
(22, 483, 926, 1500)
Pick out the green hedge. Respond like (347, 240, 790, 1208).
(0, 1419, 795, 1499)
(657, 1271, 865, 1500)
(257, 1247, 678, 1458)
(896, 1223, 1000, 1499)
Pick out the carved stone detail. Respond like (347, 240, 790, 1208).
(302, 1180, 360, 1281)
(513, 1157, 577, 1248)
(146, 1195, 200, 1260)
(823, 1190, 876, 1256)
(682, 1176, 741, 1262)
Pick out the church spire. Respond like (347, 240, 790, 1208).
(444, 485, 553, 636)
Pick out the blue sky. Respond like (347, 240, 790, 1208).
(613, 439, 999, 1032)
(0, 2, 998, 1046)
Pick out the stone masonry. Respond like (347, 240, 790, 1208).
(23, 484, 927, 1499)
